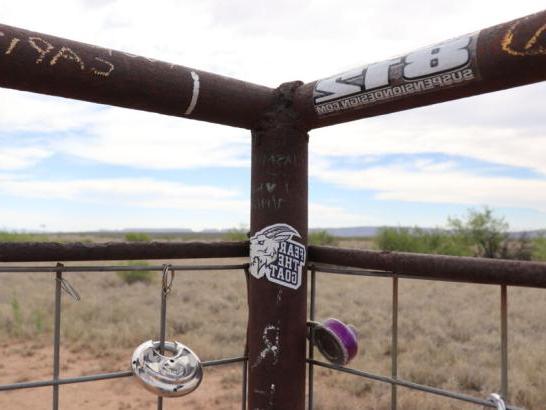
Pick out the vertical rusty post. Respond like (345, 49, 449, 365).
(248, 81, 308, 409)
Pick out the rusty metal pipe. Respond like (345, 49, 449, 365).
(294, 10, 546, 129)
(0, 241, 248, 262)
(309, 246, 546, 288)
(248, 82, 309, 409)
(0, 23, 274, 129)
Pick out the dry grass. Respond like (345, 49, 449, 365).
(1, 247, 546, 409)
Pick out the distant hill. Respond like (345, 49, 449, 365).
(313, 227, 546, 239)
(509, 229, 546, 239)
(16, 226, 546, 238)
(311, 226, 379, 237)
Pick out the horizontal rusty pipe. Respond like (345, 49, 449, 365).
(294, 10, 546, 129)
(0, 241, 249, 262)
(0, 24, 274, 129)
(309, 246, 546, 289)
(3, 241, 546, 288)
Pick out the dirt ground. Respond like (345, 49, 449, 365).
(0, 341, 243, 410)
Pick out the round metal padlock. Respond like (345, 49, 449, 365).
(485, 393, 506, 410)
(309, 318, 359, 366)
(131, 340, 203, 397)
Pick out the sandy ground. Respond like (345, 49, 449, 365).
(0, 341, 244, 410)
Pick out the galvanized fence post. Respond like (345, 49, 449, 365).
(248, 81, 308, 409)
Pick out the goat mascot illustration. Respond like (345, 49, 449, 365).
(249, 224, 301, 279)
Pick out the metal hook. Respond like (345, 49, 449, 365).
(161, 264, 175, 295)
(55, 263, 80, 302)
(486, 393, 506, 410)
(57, 276, 81, 302)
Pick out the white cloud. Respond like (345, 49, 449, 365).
(310, 83, 546, 176)
(0, 90, 251, 170)
(309, 202, 377, 228)
(0, 174, 246, 211)
(0, 89, 99, 132)
(0, 146, 51, 169)
(0, 0, 545, 230)
(312, 160, 546, 213)
(55, 108, 250, 169)
(1, 1, 544, 173)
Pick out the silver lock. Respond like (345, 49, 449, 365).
(131, 340, 203, 397)
(486, 393, 506, 410)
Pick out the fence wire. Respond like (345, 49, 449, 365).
(307, 263, 520, 410)
(0, 262, 249, 410)
(0, 259, 537, 409)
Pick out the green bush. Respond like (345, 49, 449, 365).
(533, 236, 546, 261)
(10, 293, 23, 336)
(0, 231, 46, 242)
(31, 309, 46, 333)
(375, 227, 470, 256)
(124, 232, 151, 242)
(117, 261, 154, 285)
(309, 230, 337, 246)
(223, 229, 248, 241)
(448, 207, 509, 258)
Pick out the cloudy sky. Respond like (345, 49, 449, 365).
(0, 0, 545, 232)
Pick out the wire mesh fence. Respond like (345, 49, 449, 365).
(0, 260, 249, 410)
(307, 263, 520, 410)
(1, 244, 545, 409)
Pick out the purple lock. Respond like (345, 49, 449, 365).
(310, 318, 359, 366)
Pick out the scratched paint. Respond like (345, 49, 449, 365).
(2, 34, 115, 79)
(252, 196, 284, 210)
(269, 384, 276, 408)
(28, 37, 53, 63)
(251, 324, 280, 369)
(5, 38, 20, 55)
(501, 20, 546, 56)
(184, 71, 200, 115)
(260, 152, 299, 167)
(50, 46, 85, 70)
(91, 57, 114, 77)
(256, 182, 277, 194)
(253, 383, 277, 410)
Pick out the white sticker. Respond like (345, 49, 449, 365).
(313, 32, 479, 115)
(249, 223, 306, 290)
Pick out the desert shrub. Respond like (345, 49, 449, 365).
(10, 293, 23, 336)
(0, 231, 46, 242)
(309, 230, 337, 246)
(30, 309, 46, 333)
(124, 232, 151, 242)
(448, 207, 509, 258)
(502, 233, 534, 261)
(117, 261, 153, 284)
(533, 236, 546, 261)
(377, 208, 537, 260)
(223, 229, 248, 241)
(375, 227, 469, 256)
